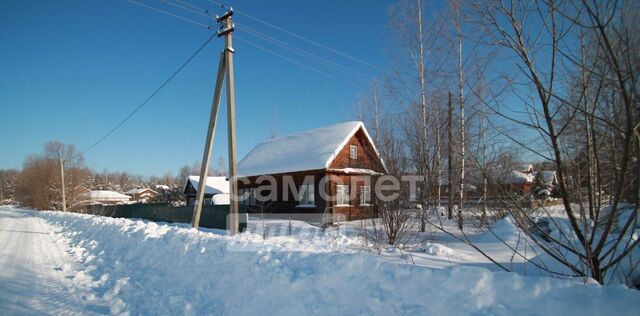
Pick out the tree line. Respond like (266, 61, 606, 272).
(0, 140, 227, 210)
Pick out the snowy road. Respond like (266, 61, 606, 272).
(0, 209, 108, 315)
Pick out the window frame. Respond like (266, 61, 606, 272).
(349, 144, 358, 159)
(336, 184, 350, 206)
(360, 185, 371, 206)
(248, 188, 256, 205)
(297, 183, 315, 207)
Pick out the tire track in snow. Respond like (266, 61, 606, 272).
(0, 209, 110, 315)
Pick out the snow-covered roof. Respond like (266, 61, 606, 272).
(326, 168, 384, 175)
(185, 176, 229, 195)
(211, 193, 230, 205)
(502, 171, 534, 184)
(238, 121, 383, 177)
(514, 163, 534, 173)
(81, 190, 131, 201)
(125, 188, 157, 195)
(537, 171, 557, 183)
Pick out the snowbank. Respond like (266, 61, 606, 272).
(30, 209, 640, 315)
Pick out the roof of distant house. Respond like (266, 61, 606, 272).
(81, 190, 131, 201)
(185, 176, 229, 195)
(502, 171, 535, 184)
(124, 188, 157, 195)
(238, 121, 382, 177)
(537, 171, 557, 183)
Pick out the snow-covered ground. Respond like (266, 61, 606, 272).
(1, 206, 639, 315)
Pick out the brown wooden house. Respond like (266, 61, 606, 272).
(125, 188, 158, 203)
(237, 121, 386, 220)
(183, 176, 230, 206)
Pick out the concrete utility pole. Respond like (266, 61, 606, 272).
(191, 8, 239, 234)
(447, 92, 453, 220)
(60, 158, 66, 212)
(222, 11, 240, 236)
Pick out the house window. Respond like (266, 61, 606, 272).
(350, 145, 358, 159)
(238, 189, 245, 207)
(248, 188, 256, 205)
(298, 184, 315, 206)
(360, 186, 371, 205)
(336, 185, 350, 206)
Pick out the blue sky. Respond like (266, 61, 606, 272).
(0, 0, 393, 176)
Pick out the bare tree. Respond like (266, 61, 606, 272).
(470, 0, 639, 285)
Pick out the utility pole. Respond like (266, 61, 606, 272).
(222, 10, 240, 235)
(191, 8, 239, 234)
(60, 158, 66, 212)
(447, 92, 453, 220)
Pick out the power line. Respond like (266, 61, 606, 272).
(128, 0, 211, 29)
(159, 0, 213, 19)
(78, 32, 217, 156)
(209, 0, 382, 71)
(236, 23, 370, 81)
(149, 0, 371, 83)
(234, 36, 345, 83)
(162, 0, 370, 81)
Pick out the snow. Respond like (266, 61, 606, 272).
(80, 190, 131, 202)
(538, 170, 557, 184)
(502, 170, 534, 183)
(154, 184, 170, 191)
(124, 188, 157, 195)
(0, 207, 110, 314)
(327, 167, 384, 175)
(210, 193, 230, 205)
(1, 206, 638, 315)
(238, 121, 382, 177)
(185, 175, 229, 194)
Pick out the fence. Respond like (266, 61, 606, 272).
(79, 203, 247, 231)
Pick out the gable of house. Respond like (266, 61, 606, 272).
(183, 176, 229, 195)
(238, 121, 386, 177)
(328, 128, 386, 173)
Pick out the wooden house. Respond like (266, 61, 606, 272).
(124, 188, 158, 203)
(183, 176, 230, 206)
(237, 121, 386, 220)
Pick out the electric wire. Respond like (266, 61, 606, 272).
(158, 0, 370, 81)
(234, 36, 339, 82)
(128, 0, 212, 29)
(78, 32, 217, 156)
(209, 0, 382, 71)
(236, 23, 370, 81)
(129, 0, 360, 86)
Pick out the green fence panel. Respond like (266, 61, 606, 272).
(82, 203, 246, 232)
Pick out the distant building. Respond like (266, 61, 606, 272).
(124, 188, 158, 203)
(536, 170, 558, 186)
(515, 163, 534, 174)
(183, 176, 230, 206)
(79, 190, 131, 205)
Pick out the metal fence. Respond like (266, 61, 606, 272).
(78, 203, 246, 231)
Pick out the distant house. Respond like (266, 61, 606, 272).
(183, 176, 230, 206)
(236, 121, 386, 220)
(124, 188, 158, 203)
(537, 170, 558, 186)
(79, 190, 131, 205)
(500, 170, 535, 194)
(515, 163, 534, 175)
